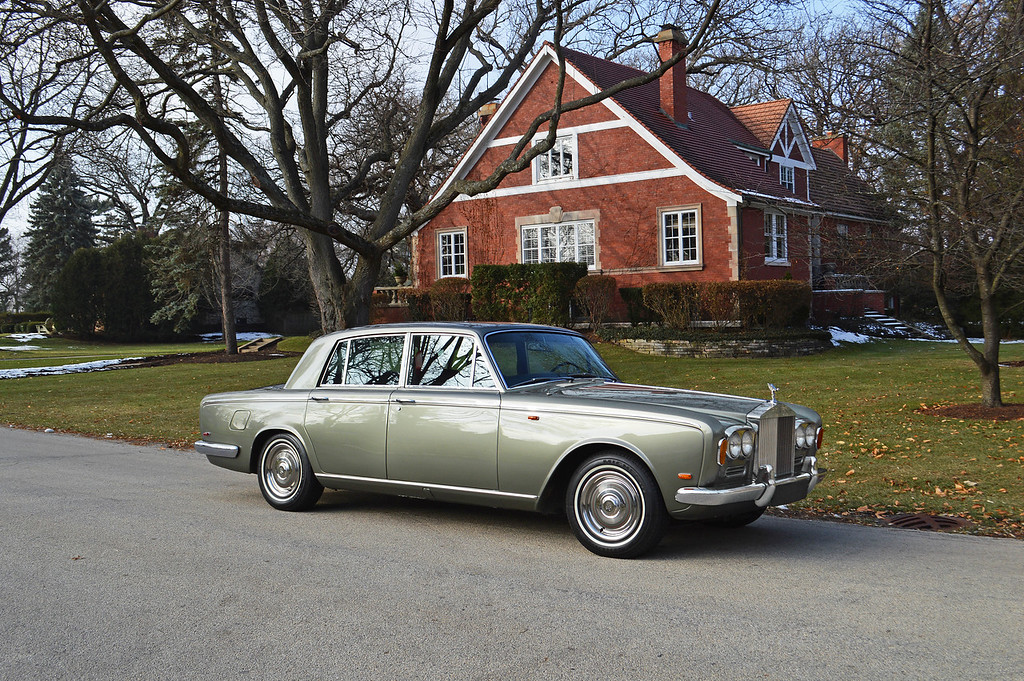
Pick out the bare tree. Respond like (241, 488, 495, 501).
(854, 0, 1024, 407)
(1, 0, 742, 329)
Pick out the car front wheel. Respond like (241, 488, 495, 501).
(566, 452, 667, 558)
(258, 433, 323, 511)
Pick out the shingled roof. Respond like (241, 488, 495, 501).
(562, 47, 883, 220)
(730, 99, 793, 148)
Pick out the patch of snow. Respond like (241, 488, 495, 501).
(198, 332, 277, 343)
(6, 333, 47, 341)
(0, 357, 143, 380)
(827, 327, 872, 345)
(906, 337, 1024, 344)
(0, 345, 43, 351)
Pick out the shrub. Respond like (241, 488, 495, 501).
(401, 288, 432, 322)
(642, 282, 699, 330)
(471, 263, 587, 327)
(639, 280, 811, 330)
(618, 287, 659, 326)
(430, 277, 472, 321)
(574, 275, 617, 330)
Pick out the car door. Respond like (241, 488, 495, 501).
(385, 333, 500, 490)
(303, 333, 405, 478)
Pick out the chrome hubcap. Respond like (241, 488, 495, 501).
(575, 466, 644, 547)
(263, 440, 301, 500)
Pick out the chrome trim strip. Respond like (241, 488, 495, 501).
(195, 441, 240, 458)
(315, 473, 538, 500)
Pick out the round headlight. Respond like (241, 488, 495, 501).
(795, 422, 816, 450)
(795, 423, 808, 448)
(742, 429, 756, 456)
(728, 430, 744, 459)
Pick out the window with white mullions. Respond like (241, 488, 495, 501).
(779, 164, 795, 192)
(764, 212, 788, 263)
(438, 230, 466, 277)
(521, 221, 595, 267)
(661, 209, 699, 265)
(535, 136, 575, 182)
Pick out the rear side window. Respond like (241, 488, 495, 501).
(408, 334, 475, 388)
(344, 336, 404, 386)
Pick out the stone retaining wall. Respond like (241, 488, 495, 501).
(615, 337, 829, 359)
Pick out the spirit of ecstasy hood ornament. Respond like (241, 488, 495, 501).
(768, 383, 779, 404)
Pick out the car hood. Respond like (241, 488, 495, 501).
(545, 381, 773, 425)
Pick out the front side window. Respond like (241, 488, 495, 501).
(521, 221, 595, 267)
(485, 331, 616, 388)
(661, 209, 700, 265)
(438, 231, 466, 278)
(764, 212, 788, 263)
(344, 335, 404, 386)
(780, 164, 795, 192)
(535, 136, 575, 182)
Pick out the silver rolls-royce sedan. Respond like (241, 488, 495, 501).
(196, 322, 825, 558)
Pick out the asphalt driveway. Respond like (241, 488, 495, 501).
(1, 427, 1021, 680)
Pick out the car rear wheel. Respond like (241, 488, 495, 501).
(566, 452, 667, 558)
(258, 433, 323, 511)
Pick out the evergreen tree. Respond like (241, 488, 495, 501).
(23, 159, 98, 310)
(0, 226, 16, 311)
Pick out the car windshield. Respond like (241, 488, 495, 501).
(485, 331, 617, 388)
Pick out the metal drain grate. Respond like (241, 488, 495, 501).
(884, 513, 970, 531)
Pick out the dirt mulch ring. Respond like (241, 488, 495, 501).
(120, 350, 301, 369)
(916, 403, 1024, 421)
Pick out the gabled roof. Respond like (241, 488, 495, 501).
(562, 48, 814, 207)
(730, 99, 793, 148)
(435, 45, 883, 221)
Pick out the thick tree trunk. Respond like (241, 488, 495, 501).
(342, 254, 383, 328)
(302, 230, 348, 332)
(217, 206, 237, 355)
(978, 293, 1003, 408)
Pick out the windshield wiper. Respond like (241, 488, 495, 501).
(511, 376, 560, 388)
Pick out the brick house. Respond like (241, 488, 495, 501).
(412, 28, 888, 320)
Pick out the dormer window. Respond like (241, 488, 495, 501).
(534, 135, 576, 183)
(780, 164, 795, 192)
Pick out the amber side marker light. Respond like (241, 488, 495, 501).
(678, 473, 692, 480)
(527, 415, 539, 421)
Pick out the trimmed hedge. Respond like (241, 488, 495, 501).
(0, 312, 51, 334)
(430, 277, 472, 321)
(640, 280, 811, 330)
(471, 263, 587, 327)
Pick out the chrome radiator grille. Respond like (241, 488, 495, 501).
(756, 408, 796, 478)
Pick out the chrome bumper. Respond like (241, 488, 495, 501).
(194, 440, 240, 458)
(675, 456, 825, 508)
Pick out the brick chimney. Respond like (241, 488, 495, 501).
(812, 132, 848, 165)
(654, 25, 687, 124)
(477, 101, 498, 129)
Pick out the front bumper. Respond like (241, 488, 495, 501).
(675, 455, 826, 508)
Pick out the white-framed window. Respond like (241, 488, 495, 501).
(521, 221, 595, 267)
(661, 208, 700, 266)
(779, 164, 795, 192)
(534, 135, 576, 183)
(438, 230, 467, 278)
(764, 212, 788, 263)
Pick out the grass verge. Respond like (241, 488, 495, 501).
(2, 335, 1021, 536)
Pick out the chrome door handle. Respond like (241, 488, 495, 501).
(394, 398, 416, 404)
(310, 396, 329, 402)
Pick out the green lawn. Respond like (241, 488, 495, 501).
(2, 334, 1021, 536)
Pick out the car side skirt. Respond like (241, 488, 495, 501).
(315, 473, 539, 511)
